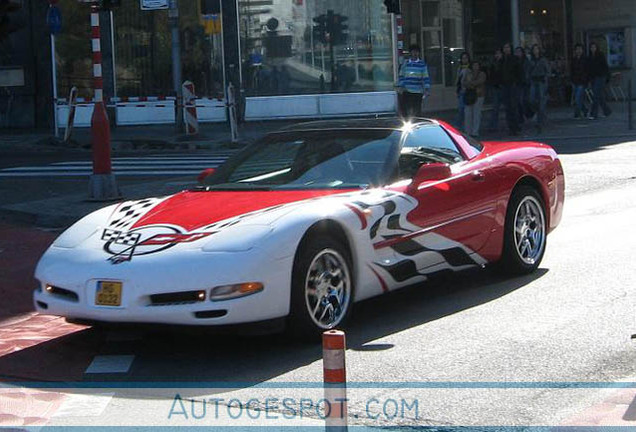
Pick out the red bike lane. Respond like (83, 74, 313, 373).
(0, 222, 102, 381)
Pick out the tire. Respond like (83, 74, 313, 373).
(498, 185, 547, 275)
(288, 235, 354, 341)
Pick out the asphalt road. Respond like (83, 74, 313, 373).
(0, 136, 635, 428)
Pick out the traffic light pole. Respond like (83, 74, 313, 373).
(169, 0, 184, 133)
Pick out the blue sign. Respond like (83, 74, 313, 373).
(46, 5, 62, 35)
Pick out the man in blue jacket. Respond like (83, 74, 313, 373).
(397, 44, 431, 118)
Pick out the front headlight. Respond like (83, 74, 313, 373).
(202, 225, 272, 252)
(209, 282, 264, 301)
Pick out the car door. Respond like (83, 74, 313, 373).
(398, 124, 498, 269)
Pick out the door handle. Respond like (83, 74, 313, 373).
(471, 170, 485, 182)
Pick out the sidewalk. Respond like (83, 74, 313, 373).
(477, 100, 635, 141)
(0, 119, 300, 153)
(1, 102, 635, 229)
(2, 101, 634, 152)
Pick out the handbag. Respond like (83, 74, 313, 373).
(464, 88, 478, 106)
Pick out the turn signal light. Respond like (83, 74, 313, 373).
(209, 282, 264, 301)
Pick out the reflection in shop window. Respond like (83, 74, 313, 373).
(53, 0, 93, 99)
(422, 30, 442, 85)
(442, 0, 463, 87)
(114, 2, 224, 98)
(239, 0, 394, 97)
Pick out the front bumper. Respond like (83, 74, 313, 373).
(33, 246, 294, 326)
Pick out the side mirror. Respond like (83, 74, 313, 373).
(197, 168, 216, 184)
(408, 163, 451, 191)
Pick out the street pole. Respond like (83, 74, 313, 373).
(328, 10, 335, 92)
(50, 33, 59, 139)
(629, 79, 633, 131)
(169, 0, 183, 132)
(88, 4, 120, 201)
(511, 0, 520, 48)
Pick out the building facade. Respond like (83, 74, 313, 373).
(0, 0, 633, 130)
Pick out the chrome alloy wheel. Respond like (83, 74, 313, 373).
(304, 249, 351, 329)
(513, 196, 546, 265)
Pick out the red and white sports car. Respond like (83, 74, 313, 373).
(34, 118, 564, 337)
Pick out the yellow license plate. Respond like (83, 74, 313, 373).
(96, 281, 122, 306)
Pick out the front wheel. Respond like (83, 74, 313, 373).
(498, 186, 547, 275)
(288, 236, 354, 340)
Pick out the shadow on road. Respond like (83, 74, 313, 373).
(0, 267, 548, 390)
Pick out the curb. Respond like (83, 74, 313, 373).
(0, 206, 78, 229)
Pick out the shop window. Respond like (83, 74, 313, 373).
(442, 0, 464, 87)
(420, 1, 441, 27)
(52, 0, 93, 99)
(588, 30, 626, 69)
(239, 0, 394, 97)
(113, 2, 224, 98)
(411, 0, 464, 86)
(114, 5, 172, 97)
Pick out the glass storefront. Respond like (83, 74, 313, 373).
(400, 0, 465, 88)
(238, 0, 394, 97)
(54, 0, 224, 100)
(519, 0, 566, 60)
(54, 1, 92, 99)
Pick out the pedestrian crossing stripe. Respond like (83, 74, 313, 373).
(0, 154, 232, 177)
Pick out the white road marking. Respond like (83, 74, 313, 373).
(85, 355, 135, 374)
(0, 155, 230, 177)
(52, 393, 115, 418)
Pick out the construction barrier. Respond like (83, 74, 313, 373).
(182, 80, 199, 135)
(323, 330, 348, 432)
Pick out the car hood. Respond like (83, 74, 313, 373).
(124, 189, 351, 232)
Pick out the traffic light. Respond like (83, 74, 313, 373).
(100, 0, 121, 11)
(0, 0, 21, 42)
(331, 13, 348, 45)
(384, 0, 400, 14)
(201, 0, 220, 15)
(312, 14, 328, 44)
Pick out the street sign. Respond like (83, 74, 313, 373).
(46, 5, 62, 34)
(140, 0, 168, 10)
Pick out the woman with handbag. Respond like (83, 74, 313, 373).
(462, 60, 487, 137)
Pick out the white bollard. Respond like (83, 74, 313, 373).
(182, 80, 199, 136)
(323, 330, 348, 432)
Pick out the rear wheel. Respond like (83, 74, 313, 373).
(288, 235, 353, 340)
(498, 185, 547, 275)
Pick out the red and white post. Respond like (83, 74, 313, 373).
(88, 4, 120, 200)
(323, 330, 348, 431)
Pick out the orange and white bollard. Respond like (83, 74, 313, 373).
(323, 330, 348, 431)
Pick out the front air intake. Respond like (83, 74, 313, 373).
(148, 290, 206, 306)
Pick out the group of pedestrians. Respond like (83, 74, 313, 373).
(571, 42, 613, 119)
(397, 41, 614, 138)
(482, 42, 552, 136)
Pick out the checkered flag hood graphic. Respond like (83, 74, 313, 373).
(108, 197, 166, 230)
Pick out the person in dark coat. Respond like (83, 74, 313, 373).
(487, 49, 504, 131)
(528, 44, 550, 132)
(570, 43, 588, 119)
(501, 42, 521, 135)
(588, 42, 612, 119)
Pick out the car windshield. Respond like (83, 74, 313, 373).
(203, 129, 402, 190)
